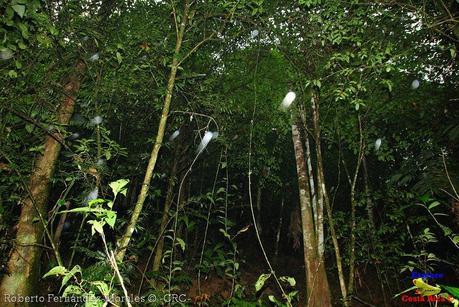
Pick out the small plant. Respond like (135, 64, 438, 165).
(43, 179, 129, 307)
(255, 273, 298, 306)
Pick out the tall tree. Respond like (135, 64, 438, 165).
(291, 119, 331, 307)
(0, 60, 85, 302)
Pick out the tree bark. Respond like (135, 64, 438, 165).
(310, 90, 350, 305)
(53, 201, 70, 247)
(291, 121, 331, 307)
(0, 60, 85, 304)
(309, 92, 324, 258)
(115, 0, 190, 262)
(151, 144, 181, 273)
(256, 184, 263, 236)
(299, 104, 317, 230)
(362, 156, 375, 230)
(274, 194, 284, 259)
(348, 115, 365, 298)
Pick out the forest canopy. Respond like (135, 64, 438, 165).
(0, 0, 458, 306)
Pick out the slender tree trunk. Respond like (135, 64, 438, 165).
(309, 92, 324, 258)
(256, 184, 262, 236)
(324, 185, 349, 306)
(0, 60, 85, 304)
(348, 115, 365, 298)
(310, 90, 349, 305)
(115, 0, 190, 262)
(291, 121, 331, 307)
(299, 104, 317, 227)
(53, 201, 70, 247)
(362, 156, 375, 230)
(152, 144, 181, 272)
(298, 107, 322, 257)
(274, 194, 284, 259)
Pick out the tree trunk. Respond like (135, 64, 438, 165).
(53, 201, 70, 247)
(309, 92, 324, 258)
(291, 121, 331, 307)
(115, 0, 190, 262)
(274, 194, 284, 259)
(310, 90, 349, 305)
(362, 156, 375, 230)
(348, 115, 365, 298)
(0, 60, 85, 304)
(299, 104, 317, 230)
(256, 184, 262, 236)
(152, 144, 181, 273)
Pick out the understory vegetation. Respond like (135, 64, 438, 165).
(0, 0, 458, 306)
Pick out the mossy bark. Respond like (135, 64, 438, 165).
(0, 60, 85, 305)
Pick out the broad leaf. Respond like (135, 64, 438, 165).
(255, 273, 271, 292)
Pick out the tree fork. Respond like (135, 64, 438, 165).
(291, 120, 331, 307)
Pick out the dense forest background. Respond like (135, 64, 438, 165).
(0, 0, 458, 306)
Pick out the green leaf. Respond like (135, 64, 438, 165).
(109, 179, 129, 199)
(8, 70, 18, 78)
(268, 295, 281, 304)
(219, 228, 231, 239)
(17, 23, 29, 39)
(255, 273, 271, 292)
(62, 285, 83, 297)
(88, 220, 105, 236)
(393, 285, 417, 298)
(84, 293, 104, 307)
(25, 124, 33, 133)
(49, 26, 58, 36)
(176, 237, 186, 251)
(60, 265, 82, 292)
(61, 207, 103, 214)
(18, 41, 27, 50)
(116, 52, 123, 64)
(91, 281, 110, 297)
(280, 276, 296, 287)
(419, 195, 431, 203)
(428, 201, 440, 210)
(440, 225, 452, 236)
(105, 150, 111, 160)
(43, 266, 67, 278)
(104, 210, 117, 228)
(12, 4, 25, 18)
(440, 284, 459, 299)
